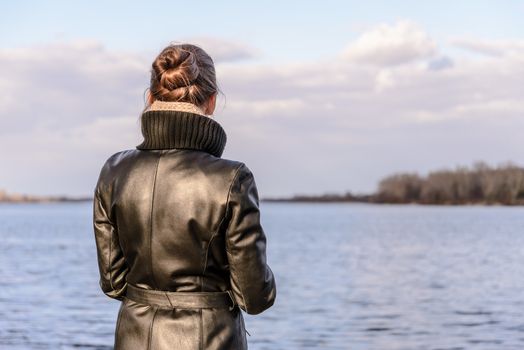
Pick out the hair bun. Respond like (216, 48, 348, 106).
(149, 43, 217, 105)
(155, 49, 200, 90)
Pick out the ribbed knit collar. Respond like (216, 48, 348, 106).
(135, 108, 227, 158)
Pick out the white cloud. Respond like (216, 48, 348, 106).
(426, 56, 453, 71)
(409, 98, 524, 123)
(450, 37, 524, 57)
(169, 36, 259, 62)
(1, 28, 523, 197)
(0, 39, 149, 135)
(226, 98, 306, 117)
(374, 69, 395, 92)
(343, 20, 437, 66)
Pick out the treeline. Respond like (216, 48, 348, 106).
(263, 192, 371, 203)
(263, 162, 524, 205)
(375, 162, 524, 205)
(0, 189, 91, 203)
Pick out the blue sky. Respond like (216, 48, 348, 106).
(3, 1, 523, 61)
(1, 1, 523, 197)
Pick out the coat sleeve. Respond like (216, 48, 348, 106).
(93, 184, 128, 301)
(225, 163, 277, 315)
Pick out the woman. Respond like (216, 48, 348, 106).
(93, 43, 276, 350)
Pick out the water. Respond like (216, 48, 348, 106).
(1, 202, 524, 350)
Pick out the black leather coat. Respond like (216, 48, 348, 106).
(93, 108, 276, 350)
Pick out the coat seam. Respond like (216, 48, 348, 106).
(202, 235, 215, 275)
(147, 306, 158, 350)
(224, 163, 250, 312)
(114, 299, 125, 348)
(109, 226, 113, 290)
(202, 164, 241, 276)
(149, 151, 163, 289)
(95, 186, 116, 225)
(199, 308, 204, 350)
(96, 188, 116, 291)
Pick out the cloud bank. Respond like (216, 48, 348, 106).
(1, 21, 523, 197)
(343, 20, 437, 66)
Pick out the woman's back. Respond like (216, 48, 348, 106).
(93, 44, 276, 350)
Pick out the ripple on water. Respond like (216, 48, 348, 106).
(2, 202, 524, 349)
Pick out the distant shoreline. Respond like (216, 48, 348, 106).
(3, 161, 524, 205)
(0, 195, 521, 206)
(0, 198, 93, 203)
(263, 162, 524, 206)
(0, 193, 93, 203)
(260, 195, 524, 207)
(262, 194, 372, 203)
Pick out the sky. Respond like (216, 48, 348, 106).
(1, 1, 523, 197)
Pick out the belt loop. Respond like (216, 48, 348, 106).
(226, 290, 236, 311)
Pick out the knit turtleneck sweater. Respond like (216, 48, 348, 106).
(135, 101, 227, 158)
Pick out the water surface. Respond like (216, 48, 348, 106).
(1, 202, 524, 349)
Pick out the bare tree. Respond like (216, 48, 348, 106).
(374, 162, 524, 205)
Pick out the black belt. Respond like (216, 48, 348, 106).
(125, 283, 237, 311)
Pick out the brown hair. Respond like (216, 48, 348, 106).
(147, 43, 219, 108)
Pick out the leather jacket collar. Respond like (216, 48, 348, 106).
(136, 109, 227, 157)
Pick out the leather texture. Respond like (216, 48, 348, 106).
(93, 109, 276, 350)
